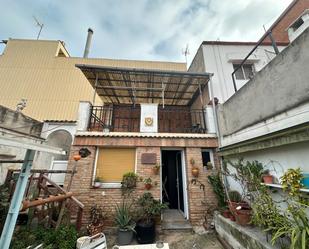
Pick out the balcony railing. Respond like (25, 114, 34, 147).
(88, 105, 207, 133)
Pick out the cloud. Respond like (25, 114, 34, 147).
(0, 0, 292, 64)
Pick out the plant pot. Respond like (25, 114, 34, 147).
(229, 215, 235, 221)
(222, 210, 231, 218)
(152, 167, 159, 175)
(93, 182, 101, 188)
(235, 209, 251, 226)
(192, 167, 199, 177)
(87, 223, 104, 236)
(263, 175, 273, 184)
(117, 228, 134, 245)
(301, 173, 309, 188)
(135, 219, 156, 244)
(228, 201, 249, 213)
(145, 183, 152, 190)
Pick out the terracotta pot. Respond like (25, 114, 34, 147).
(235, 209, 252, 226)
(228, 201, 249, 213)
(191, 167, 199, 177)
(222, 210, 231, 218)
(229, 215, 235, 221)
(263, 175, 273, 184)
(152, 167, 159, 175)
(145, 183, 152, 190)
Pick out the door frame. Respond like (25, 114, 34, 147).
(160, 148, 189, 219)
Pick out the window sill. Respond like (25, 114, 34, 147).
(92, 183, 121, 189)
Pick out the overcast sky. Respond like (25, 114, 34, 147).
(1, 0, 292, 64)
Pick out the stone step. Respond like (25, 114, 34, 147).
(161, 221, 193, 231)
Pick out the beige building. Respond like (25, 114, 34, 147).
(0, 39, 186, 181)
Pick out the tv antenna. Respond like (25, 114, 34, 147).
(182, 44, 190, 66)
(33, 16, 44, 40)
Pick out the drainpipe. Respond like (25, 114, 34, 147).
(83, 28, 93, 58)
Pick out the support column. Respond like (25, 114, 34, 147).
(0, 149, 35, 249)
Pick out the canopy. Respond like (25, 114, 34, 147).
(76, 64, 212, 106)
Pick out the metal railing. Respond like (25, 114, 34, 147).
(231, 30, 279, 92)
(88, 105, 207, 133)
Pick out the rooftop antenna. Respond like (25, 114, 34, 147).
(33, 16, 44, 40)
(182, 44, 190, 66)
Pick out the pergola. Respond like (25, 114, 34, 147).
(76, 64, 213, 107)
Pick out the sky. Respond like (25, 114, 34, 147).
(0, 0, 293, 64)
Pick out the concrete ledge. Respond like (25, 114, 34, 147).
(214, 213, 280, 249)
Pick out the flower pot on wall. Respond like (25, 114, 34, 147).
(192, 167, 199, 177)
(263, 175, 273, 184)
(145, 184, 152, 190)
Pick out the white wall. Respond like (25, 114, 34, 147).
(202, 44, 286, 103)
(226, 141, 309, 191)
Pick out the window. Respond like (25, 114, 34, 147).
(201, 149, 214, 168)
(95, 148, 136, 184)
(233, 63, 255, 80)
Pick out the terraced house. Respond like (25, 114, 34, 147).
(66, 64, 220, 228)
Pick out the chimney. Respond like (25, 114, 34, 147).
(83, 28, 93, 58)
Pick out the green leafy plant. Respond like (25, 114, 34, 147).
(143, 177, 152, 184)
(227, 190, 242, 203)
(136, 192, 168, 224)
(280, 168, 303, 197)
(115, 200, 135, 231)
(121, 172, 138, 190)
(0, 184, 10, 233)
(207, 173, 226, 208)
(271, 202, 309, 249)
(11, 225, 78, 249)
(94, 177, 102, 182)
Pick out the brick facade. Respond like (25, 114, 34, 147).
(65, 136, 219, 228)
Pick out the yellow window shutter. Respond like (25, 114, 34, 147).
(96, 148, 136, 183)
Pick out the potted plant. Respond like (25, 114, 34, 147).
(121, 172, 138, 195)
(87, 204, 106, 236)
(190, 158, 199, 177)
(280, 168, 303, 197)
(115, 200, 135, 245)
(93, 177, 102, 188)
(262, 169, 273, 184)
(206, 161, 213, 170)
(135, 193, 168, 244)
(152, 164, 160, 175)
(143, 178, 153, 190)
(227, 190, 251, 226)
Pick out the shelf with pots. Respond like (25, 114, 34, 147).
(261, 183, 309, 193)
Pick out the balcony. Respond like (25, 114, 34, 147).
(88, 105, 207, 134)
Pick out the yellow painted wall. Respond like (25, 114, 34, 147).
(0, 39, 186, 121)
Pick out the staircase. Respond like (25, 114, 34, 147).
(161, 209, 192, 231)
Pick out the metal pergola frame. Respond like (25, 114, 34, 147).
(76, 64, 213, 107)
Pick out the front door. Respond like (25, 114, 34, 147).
(161, 150, 185, 214)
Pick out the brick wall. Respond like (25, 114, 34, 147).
(264, 0, 309, 43)
(185, 147, 220, 226)
(65, 137, 220, 228)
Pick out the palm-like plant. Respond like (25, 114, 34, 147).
(115, 201, 135, 231)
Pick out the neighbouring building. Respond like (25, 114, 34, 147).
(216, 26, 309, 192)
(0, 105, 43, 184)
(64, 64, 220, 228)
(189, 0, 309, 103)
(0, 38, 186, 183)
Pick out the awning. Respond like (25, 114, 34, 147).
(76, 64, 212, 106)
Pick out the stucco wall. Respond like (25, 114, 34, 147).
(217, 27, 309, 136)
